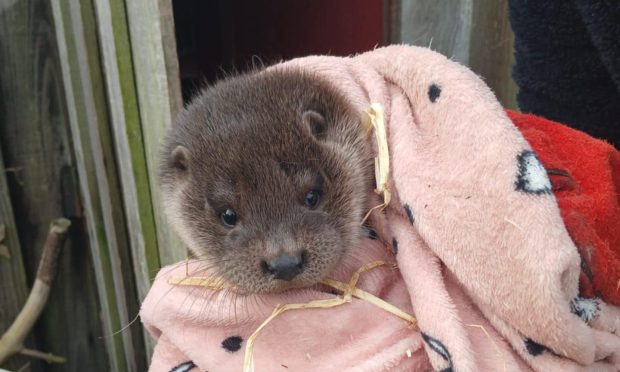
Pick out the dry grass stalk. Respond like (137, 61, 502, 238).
(361, 104, 391, 225)
(170, 260, 417, 372)
(466, 324, 506, 372)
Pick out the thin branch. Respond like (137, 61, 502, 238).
(0, 218, 71, 364)
(19, 348, 66, 364)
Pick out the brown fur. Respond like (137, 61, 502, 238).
(159, 68, 373, 294)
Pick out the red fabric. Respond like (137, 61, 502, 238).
(508, 110, 620, 305)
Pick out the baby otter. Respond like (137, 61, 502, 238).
(159, 68, 374, 294)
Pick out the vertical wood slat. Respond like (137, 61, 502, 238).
(50, 0, 145, 370)
(92, 0, 160, 313)
(0, 148, 30, 371)
(393, 0, 517, 109)
(468, 0, 518, 109)
(91, 0, 162, 359)
(125, 0, 186, 267)
(159, 0, 184, 117)
(398, 0, 473, 64)
(383, 0, 401, 46)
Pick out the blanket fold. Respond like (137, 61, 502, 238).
(141, 46, 620, 372)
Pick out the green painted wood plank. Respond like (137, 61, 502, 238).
(92, 0, 164, 359)
(75, 0, 147, 368)
(50, 0, 148, 370)
(125, 0, 186, 266)
(93, 0, 161, 305)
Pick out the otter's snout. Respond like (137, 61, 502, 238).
(262, 253, 306, 281)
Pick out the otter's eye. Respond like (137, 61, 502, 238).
(220, 208, 237, 227)
(304, 190, 321, 209)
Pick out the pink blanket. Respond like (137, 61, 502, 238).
(141, 46, 620, 371)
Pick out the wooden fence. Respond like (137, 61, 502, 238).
(1, 0, 183, 370)
(0, 0, 516, 371)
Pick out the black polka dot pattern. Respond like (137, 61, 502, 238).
(422, 332, 453, 371)
(404, 204, 415, 225)
(169, 361, 196, 372)
(524, 338, 549, 356)
(570, 297, 600, 322)
(363, 225, 378, 240)
(391, 238, 399, 255)
(422, 333, 451, 361)
(515, 150, 552, 195)
(222, 335, 243, 352)
(428, 84, 441, 102)
(368, 229, 378, 240)
(579, 251, 594, 282)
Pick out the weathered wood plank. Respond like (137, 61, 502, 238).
(92, 0, 160, 313)
(383, 0, 401, 45)
(398, 0, 473, 64)
(125, 0, 186, 266)
(51, 0, 148, 370)
(92, 0, 164, 359)
(0, 1, 109, 371)
(468, 0, 518, 109)
(74, 0, 148, 368)
(159, 0, 184, 117)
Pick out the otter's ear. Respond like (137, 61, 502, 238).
(302, 110, 327, 139)
(170, 145, 190, 173)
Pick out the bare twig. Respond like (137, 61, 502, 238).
(0, 218, 71, 364)
(20, 348, 66, 363)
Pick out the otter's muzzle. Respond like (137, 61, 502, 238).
(262, 253, 305, 281)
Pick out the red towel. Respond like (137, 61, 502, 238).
(510, 110, 620, 306)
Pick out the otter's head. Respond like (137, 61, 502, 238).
(159, 69, 373, 293)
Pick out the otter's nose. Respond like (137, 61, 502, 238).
(262, 254, 305, 281)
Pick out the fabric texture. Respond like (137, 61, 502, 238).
(509, 111, 620, 307)
(508, 0, 620, 147)
(141, 46, 620, 371)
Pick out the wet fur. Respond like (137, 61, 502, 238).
(159, 68, 374, 294)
